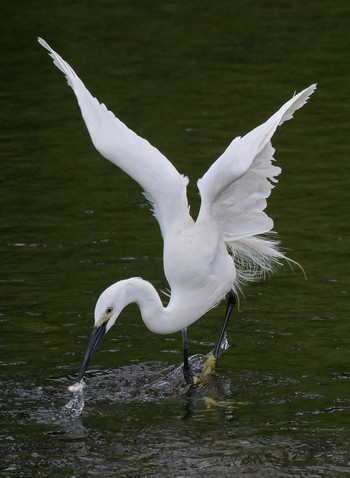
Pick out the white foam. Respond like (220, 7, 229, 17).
(68, 380, 85, 393)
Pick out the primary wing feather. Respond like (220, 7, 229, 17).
(197, 85, 316, 286)
(38, 38, 190, 236)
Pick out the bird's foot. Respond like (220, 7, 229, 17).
(202, 353, 217, 375)
(194, 353, 217, 386)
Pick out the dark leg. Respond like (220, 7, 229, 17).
(182, 328, 194, 386)
(213, 290, 237, 364)
(196, 290, 237, 383)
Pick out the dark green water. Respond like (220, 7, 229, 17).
(1, 1, 350, 476)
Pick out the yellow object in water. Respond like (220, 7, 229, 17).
(204, 397, 246, 410)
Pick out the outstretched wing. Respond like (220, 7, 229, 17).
(197, 85, 316, 285)
(38, 38, 190, 236)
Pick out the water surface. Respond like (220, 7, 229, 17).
(1, 1, 350, 476)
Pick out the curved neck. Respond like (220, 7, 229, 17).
(125, 278, 167, 333)
(117, 278, 198, 335)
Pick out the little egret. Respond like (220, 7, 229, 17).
(39, 38, 315, 388)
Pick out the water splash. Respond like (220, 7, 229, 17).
(53, 354, 233, 420)
(220, 332, 230, 352)
(59, 389, 85, 420)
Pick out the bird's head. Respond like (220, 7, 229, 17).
(74, 278, 158, 384)
(77, 282, 127, 382)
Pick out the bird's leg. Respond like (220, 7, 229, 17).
(182, 328, 195, 387)
(213, 290, 237, 364)
(196, 290, 237, 382)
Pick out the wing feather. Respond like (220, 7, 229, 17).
(197, 85, 316, 285)
(38, 38, 190, 236)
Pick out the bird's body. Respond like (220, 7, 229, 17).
(39, 38, 315, 385)
(96, 228, 234, 335)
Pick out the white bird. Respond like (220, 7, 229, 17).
(39, 38, 315, 387)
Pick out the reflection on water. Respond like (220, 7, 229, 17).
(2, 358, 350, 476)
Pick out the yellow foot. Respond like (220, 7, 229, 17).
(194, 353, 217, 386)
(202, 353, 217, 375)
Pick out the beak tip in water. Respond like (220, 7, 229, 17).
(68, 380, 86, 393)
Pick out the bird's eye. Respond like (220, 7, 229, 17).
(106, 306, 113, 314)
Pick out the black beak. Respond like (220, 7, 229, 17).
(77, 322, 107, 381)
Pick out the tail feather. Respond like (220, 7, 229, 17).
(227, 235, 299, 293)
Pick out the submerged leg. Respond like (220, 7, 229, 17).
(182, 328, 194, 387)
(197, 290, 237, 381)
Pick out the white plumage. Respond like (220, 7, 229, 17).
(39, 38, 315, 384)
